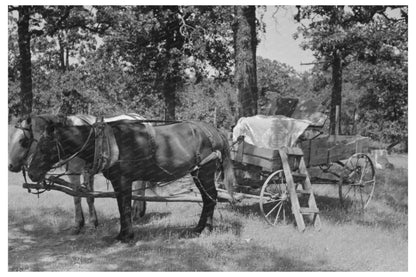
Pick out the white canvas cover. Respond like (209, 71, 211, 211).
(233, 115, 311, 149)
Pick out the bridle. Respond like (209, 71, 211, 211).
(16, 117, 94, 180)
(14, 121, 36, 160)
(14, 120, 43, 193)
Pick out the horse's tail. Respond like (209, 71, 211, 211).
(218, 131, 235, 201)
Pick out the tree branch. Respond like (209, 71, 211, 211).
(8, 5, 19, 12)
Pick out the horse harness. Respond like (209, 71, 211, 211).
(22, 117, 223, 202)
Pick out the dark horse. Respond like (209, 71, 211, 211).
(27, 119, 235, 242)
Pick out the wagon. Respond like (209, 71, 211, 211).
(21, 99, 376, 232)
(226, 99, 376, 231)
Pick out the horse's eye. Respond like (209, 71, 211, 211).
(19, 138, 30, 148)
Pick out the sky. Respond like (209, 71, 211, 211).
(256, 6, 315, 73)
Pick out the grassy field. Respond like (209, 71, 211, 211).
(8, 154, 408, 271)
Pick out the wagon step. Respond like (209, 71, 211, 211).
(296, 189, 312, 194)
(299, 207, 320, 214)
(291, 172, 307, 182)
(279, 147, 321, 232)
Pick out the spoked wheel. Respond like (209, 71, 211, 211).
(339, 153, 376, 210)
(260, 170, 291, 226)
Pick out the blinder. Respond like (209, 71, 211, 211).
(14, 120, 37, 167)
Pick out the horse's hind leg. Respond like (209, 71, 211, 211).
(191, 160, 218, 234)
(110, 174, 135, 242)
(68, 174, 84, 234)
(84, 172, 98, 228)
(132, 180, 147, 220)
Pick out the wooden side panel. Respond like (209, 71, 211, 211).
(300, 136, 330, 167)
(231, 136, 370, 170)
(300, 135, 370, 167)
(230, 141, 282, 171)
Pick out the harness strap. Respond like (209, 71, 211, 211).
(52, 127, 94, 169)
(190, 150, 222, 172)
(90, 117, 119, 174)
(143, 123, 178, 177)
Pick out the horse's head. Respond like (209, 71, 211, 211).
(8, 117, 34, 172)
(27, 123, 62, 182)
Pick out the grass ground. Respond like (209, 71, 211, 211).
(8, 154, 408, 271)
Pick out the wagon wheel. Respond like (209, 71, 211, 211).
(260, 170, 291, 226)
(338, 153, 376, 210)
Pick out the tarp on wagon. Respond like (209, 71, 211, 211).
(233, 115, 311, 149)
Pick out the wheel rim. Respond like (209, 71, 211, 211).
(260, 170, 290, 226)
(339, 153, 376, 210)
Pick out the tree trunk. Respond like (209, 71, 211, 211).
(330, 50, 342, 135)
(233, 6, 258, 119)
(163, 80, 176, 121)
(17, 6, 33, 117)
(65, 47, 69, 70)
(58, 34, 66, 71)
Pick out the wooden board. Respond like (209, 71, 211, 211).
(22, 178, 236, 203)
(300, 135, 370, 167)
(230, 141, 282, 172)
(231, 135, 370, 171)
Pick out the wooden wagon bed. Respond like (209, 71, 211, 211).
(230, 134, 370, 172)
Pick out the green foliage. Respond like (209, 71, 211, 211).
(9, 5, 238, 121)
(343, 14, 407, 143)
(8, 5, 408, 148)
(100, 6, 235, 119)
(295, 6, 408, 144)
(177, 80, 237, 129)
(257, 56, 318, 99)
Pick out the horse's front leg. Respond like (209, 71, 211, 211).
(83, 171, 98, 228)
(68, 174, 84, 234)
(111, 175, 135, 242)
(191, 161, 218, 234)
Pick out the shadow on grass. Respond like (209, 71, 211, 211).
(132, 211, 171, 225)
(224, 192, 407, 233)
(90, 239, 338, 271)
(8, 206, 337, 271)
(315, 195, 407, 231)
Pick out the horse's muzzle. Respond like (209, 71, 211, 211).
(8, 164, 21, 173)
(28, 171, 43, 182)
